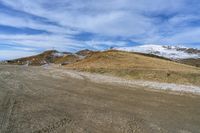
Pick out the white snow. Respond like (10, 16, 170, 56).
(53, 52, 65, 57)
(116, 44, 200, 59)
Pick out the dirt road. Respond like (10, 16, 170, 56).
(0, 65, 200, 133)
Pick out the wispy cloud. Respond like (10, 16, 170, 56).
(0, 0, 200, 60)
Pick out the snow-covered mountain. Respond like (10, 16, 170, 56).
(116, 44, 200, 59)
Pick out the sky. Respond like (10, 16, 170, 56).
(0, 0, 200, 60)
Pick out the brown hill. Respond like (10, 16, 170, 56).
(5, 49, 200, 85)
(65, 50, 200, 86)
(6, 50, 80, 66)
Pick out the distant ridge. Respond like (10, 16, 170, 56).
(116, 44, 200, 59)
(4, 49, 98, 66)
(3, 49, 200, 85)
(3, 47, 200, 68)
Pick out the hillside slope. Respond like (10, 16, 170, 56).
(178, 58, 200, 67)
(6, 50, 80, 66)
(5, 49, 96, 66)
(66, 50, 200, 86)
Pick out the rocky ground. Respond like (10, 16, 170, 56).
(0, 65, 200, 133)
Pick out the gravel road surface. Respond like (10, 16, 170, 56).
(0, 65, 200, 133)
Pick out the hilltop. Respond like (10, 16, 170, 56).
(5, 50, 81, 66)
(4, 45, 200, 67)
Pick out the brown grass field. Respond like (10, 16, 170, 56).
(66, 50, 200, 86)
(179, 58, 200, 67)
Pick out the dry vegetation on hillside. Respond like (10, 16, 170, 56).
(4, 49, 200, 86)
(179, 58, 200, 67)
(66, 50, 200, 86)
(7, 50, 80, 65)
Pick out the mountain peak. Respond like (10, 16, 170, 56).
(116, 44, 200, 59)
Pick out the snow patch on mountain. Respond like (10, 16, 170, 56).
(116, 44, 200, 59)
(53, 52, 66, 57)
(52, 51, 71, 57)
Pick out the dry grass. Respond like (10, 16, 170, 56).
(66, 50, 200, 86)
(7, 50, 80, 65)
(179, 58, 200, 67)
(54, 55, 80, 64)
(7, 50, 58, 65)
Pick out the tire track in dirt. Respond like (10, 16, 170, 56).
(0, 93, 16, 133)
(33, 114, 75, 133)
(125, 117, 143, 133)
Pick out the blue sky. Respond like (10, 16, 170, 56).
(0, 0, 200, 60)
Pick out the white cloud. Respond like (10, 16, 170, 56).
(0, 49, 38, 60)
(0, 34, 82, 49)
(0, 34, 128, 51)
(0, 12, 77, 34)
(0, 0, 183, 37)
(0, 0, 200, 56)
